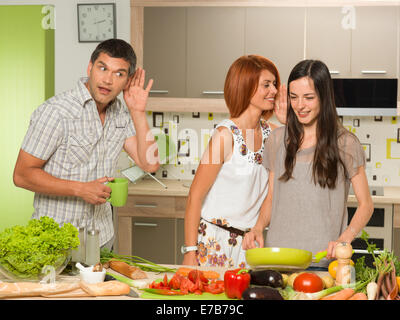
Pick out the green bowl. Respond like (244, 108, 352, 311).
(245, 247, 313, 271)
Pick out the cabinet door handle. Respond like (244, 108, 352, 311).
(329, 70, 340, 74)
(202, 91, 224, 95)
(150, 90, 169, 94)
(134, 204, 158, 208)
(361, 70, 387, 74)
(134, 222, 158, 227)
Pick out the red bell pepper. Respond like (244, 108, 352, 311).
(224, 268, 250, 299)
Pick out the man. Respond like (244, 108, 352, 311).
(13, 39, 159, 249)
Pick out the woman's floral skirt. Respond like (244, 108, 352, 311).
(196, 218, 248, 269)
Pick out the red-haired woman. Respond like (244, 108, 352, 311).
(182, 55, 286, 268)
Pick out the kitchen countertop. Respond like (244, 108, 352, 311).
(0, 264, 227, 300)
(1, 264, 329, 300)
(347, 187, 400, 204)
(128, 178, 192, 197)
(130, 178, 400, 204)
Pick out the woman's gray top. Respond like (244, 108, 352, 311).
(263, 126, 366, 267)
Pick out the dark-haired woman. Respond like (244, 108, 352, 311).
(243, 60, 373, 267)
(182, 55, 286, 268)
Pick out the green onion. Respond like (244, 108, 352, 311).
(100, 248, 176, 273)
(279, 281, 366, 300)
(106, 271, 135, 286)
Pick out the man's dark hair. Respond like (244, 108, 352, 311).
(90, 38, 137, 76)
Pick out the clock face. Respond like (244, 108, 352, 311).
(78, 3, 116, 42)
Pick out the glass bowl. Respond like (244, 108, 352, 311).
(0, 249, 71, 282)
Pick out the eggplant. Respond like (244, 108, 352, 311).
(249, 269, 283, 288)
(242, 287, 284, 300)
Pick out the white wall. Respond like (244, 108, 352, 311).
(0, 0, 131, 94)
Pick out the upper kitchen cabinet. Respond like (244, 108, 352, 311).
(306, 7, 352, 78)
(186, 7, 246, 98)
(245, 7, 305, 85)
(143, 7, 186, 97)
(351, 6, 398, 78)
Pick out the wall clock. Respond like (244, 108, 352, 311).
(77, 3, 116, 43)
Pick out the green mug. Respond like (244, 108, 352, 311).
(107, 178, 128, 207)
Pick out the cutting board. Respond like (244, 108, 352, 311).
(140, 291, 234, 300)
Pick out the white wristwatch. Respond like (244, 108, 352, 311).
(181, 245, 198, 254)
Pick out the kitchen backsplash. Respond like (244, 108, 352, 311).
(116, 112, 400, 187)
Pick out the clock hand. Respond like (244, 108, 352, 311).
(94, 19, 106, 24)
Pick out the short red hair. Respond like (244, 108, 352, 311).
(224, 55, 280, 118)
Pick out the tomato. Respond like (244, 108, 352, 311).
(204, 280, 225, 294)
(180, 277, 197, 293)
(169, 273, 183, 290)
(328, 259, 354, 279)
(163, 274, 169, 287)
(188, 269, 208, 284)
(293, 272, 324, 293)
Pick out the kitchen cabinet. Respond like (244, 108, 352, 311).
(117, 193, 187, 264)
(143, 7, 186, 98)
(306, 7, 352, 78)
(186, 7, 246, 98)
(135, 4, 400, 114)
(176, 218, 185, 264)
(245, 7, 305, 84)
(131, 217, 176, 264)
(351, 6, 398, 78)
(137, 4, 400, 113)
(306, 6, 398, 78)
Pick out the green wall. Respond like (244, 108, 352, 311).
(0, 5, 54, 231)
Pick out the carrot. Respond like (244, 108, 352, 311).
(176, 267, 220, 280)
(320, 288, 355, 300)
(176, 267, 194, 277)
(348, 292, 368, 300)
(387, 261, 399, 300)
(375, 272, 385, 300)
(381, 274, 390, 299)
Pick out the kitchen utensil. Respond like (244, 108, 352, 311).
(128, 288, 140, 298)
(85, 212, 100, 266)
(85, 229, 100, 266)
(71, 226, 85, 263)
(79, 266, 106, 284)
(334, 242, 353, 286)
(245, 247, 328, 271)
(75, 262, 87, 272)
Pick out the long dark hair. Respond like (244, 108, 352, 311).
(280, 59, 346, 189)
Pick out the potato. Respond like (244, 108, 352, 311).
(281, 273, 289, 288)
(321, 275, 334, 289)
